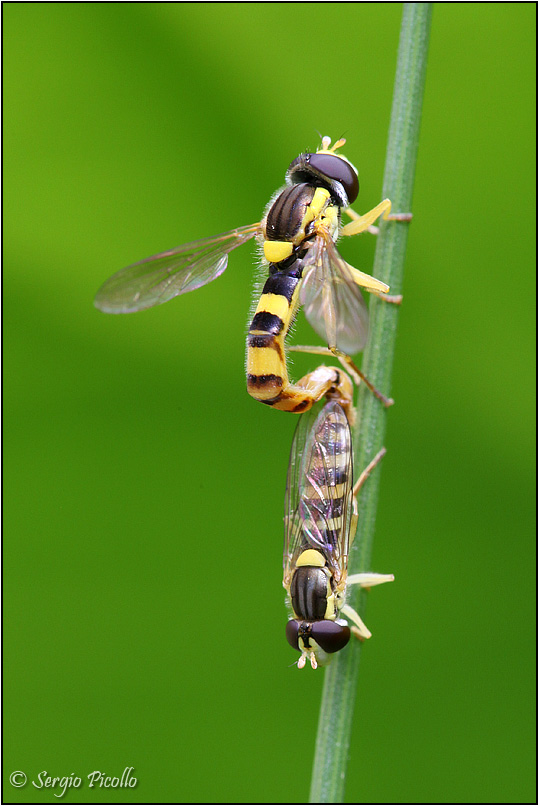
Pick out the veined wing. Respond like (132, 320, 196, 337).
(299, 231, 369, 355)
(283, 405, 320, 588)
(94, 223, 260, 313)
(297, 400, 354, 582)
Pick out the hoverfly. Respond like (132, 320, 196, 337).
(283, 398, 394, 669)
(95, 136, 405, 413)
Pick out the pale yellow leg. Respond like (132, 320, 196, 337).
(343, 203, 385, 235)
(347, 572, 395, 587)
(341, 200, 393, 236)
(343, 265, 403, 303)
(288, 345, 394, 408)
(373, 290, 403, 304)
(388, 212, 414, 221)
(351, 626, 369, 642)
(344, 263, 389, 294)
(345, 572, 394, 642)
(342, 201, 412, 237)
(341, 604, 372, 639)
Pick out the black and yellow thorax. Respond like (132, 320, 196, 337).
(262, 183, 339, 265)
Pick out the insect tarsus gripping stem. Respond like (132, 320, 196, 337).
(288, 345, 394, 408)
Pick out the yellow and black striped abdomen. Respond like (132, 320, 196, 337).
(246, 270, 301, 407)
(246, 268, 353, 414)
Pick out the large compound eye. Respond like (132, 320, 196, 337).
(285, 620, 300, 650)
(308, 153, 359, 204)
(311, 621, 351, 654)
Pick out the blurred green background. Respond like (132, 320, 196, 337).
(4, 3, 535, 804)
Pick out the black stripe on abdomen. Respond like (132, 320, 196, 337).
(261, 273, 300, 303)
(246, 373, 283, 389)
(249, 311, 284, 335)
(246, 333, 284, 356)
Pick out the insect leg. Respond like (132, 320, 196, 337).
(342, 573, 394, 643)
(341, 201, 412, 237)
(341, 199, 392, 236)
(345, 447, 394, 627)
(334, 350, 394, 407)
(343, 264, 390, 293)
(347, 446, 387, 552)
(344, 573, 394, 643)
(288, 346, 394, 408)
(343, 206, 383, 236)
(350, 627, 369, 642)
(347, 572, 395, 587)
(388, 212, 414, 221)
(340, 604, 372, 639)
(372, 290, 403, 304)
(352, 447, 387, 497)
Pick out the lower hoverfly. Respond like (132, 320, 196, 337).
(95, 136, 407, 413)
(283, 397, 394, 669)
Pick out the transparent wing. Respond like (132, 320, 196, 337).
(283, 405, 320, 589)
(299, 232, 369, 355)
(298, 400, 354, 582)
(283, 401, 354, 587)
(94, 223, 260, 313)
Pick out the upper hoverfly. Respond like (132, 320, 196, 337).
(95, 136, 402, 413)
(283, 398, 394, 669)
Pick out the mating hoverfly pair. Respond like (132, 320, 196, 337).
(95, 136, 402, 668)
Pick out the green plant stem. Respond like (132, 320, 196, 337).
(309, 5, 432, 803)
